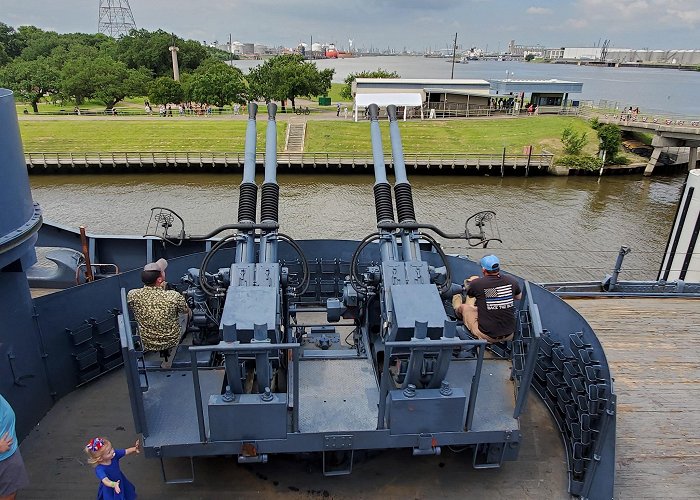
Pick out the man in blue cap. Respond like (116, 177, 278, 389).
(452, 254, 522, 343)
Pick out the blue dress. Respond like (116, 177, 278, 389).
(95, 449, 137, 500)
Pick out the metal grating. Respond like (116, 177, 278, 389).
(297, 358, 379, 433)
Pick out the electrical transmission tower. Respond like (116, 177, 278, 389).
(98, 0, 137, 38)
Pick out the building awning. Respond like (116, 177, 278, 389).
(354, 92, 423, 108)
(424, 88, 492, 98)
(353, 92, 424, 121)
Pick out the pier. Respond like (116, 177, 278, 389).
(25, 150, 555, 175)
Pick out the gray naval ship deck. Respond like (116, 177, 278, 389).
(18, 297, 699, 499)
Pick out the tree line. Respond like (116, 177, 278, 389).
(0, 22, 334, 112)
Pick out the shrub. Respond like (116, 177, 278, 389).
(597, 123, 622, 161)
(556, 154, 604, 171)
(589, 117, 601, 130)
(610, 155, 631, 165)
(561, 126, 587, 155)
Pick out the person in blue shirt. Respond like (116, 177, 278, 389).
(85, 436, 140, 500)
(0, 394, 29, 499)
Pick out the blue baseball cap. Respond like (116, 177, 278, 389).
(480, 255, 500, 271)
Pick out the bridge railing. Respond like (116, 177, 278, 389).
(578, 103, 700, 130)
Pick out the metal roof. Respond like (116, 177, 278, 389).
(355, 78, 489, 85)
(354, 92, 423, 107)
(489, 79, 583, 94)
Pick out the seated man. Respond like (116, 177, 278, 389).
(452, 255, 522, 343)
(127, 258, 191, 368)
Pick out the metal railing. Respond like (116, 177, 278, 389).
(26, 150, 555, 172)
(579, 102, 700, 130)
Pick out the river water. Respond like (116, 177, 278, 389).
(29, 172, 685, 283)
(233, 56, 700, 116)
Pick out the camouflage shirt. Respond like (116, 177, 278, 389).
(127, 285, 189, 351)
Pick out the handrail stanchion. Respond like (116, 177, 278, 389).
(190, 349, 207, 442)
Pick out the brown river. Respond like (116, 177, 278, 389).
(29, 172, 685, 283)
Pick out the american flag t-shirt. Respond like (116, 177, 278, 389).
(484, 284, 514, 310)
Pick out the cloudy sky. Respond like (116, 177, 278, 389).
(2, 0, 700, 51)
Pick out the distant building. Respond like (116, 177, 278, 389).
(490, 79, 583, 111)
(351, 77, 583, 118)
(508, 40, 545, 57)
(563, 47, 700, 65)
(544, 48, 565, 60)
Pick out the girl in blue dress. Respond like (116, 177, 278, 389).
(85, 436, 140, 499)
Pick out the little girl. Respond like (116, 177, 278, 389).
(85, 436, 140, 499)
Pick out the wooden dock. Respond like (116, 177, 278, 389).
(566, 297, 700, 499)
(16, 297, 700, 498)
(24, 151, 554, 176)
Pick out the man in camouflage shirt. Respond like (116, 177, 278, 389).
(127, 258, 191, 368)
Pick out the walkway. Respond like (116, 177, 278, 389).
(566, 297, 700, 499)
(285, 118, 306, 152)
(595, 112, 700, 175)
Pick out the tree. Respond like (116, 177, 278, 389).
(248, 54, 333, 108)
(0, 57, 60, 112)
(117, 29, 208, 77)
(340, 69, 400, 99)
(149, 76, 184, 105)
(597, 124, 622, 163)
(59, 55, 97, 105)
(0, 22, 26, 59)
(16, 25, 61, 61)
(93, 61, 151, 108)
(185, 60, 246, 107)
(525, 54, 535, 62)
(561, 126, 587, 155)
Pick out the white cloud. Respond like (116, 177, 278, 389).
(565, 18, 590, 29)
(526, 7, 553, 14)
(660, 7, 700, 26)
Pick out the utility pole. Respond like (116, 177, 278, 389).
(451, 32, 458, 79)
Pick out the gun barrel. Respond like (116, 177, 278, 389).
(368, 104, 388, 185)
(368, 104, 395, 225)
(387, 104, 416, 223)
(238, 102, 259, 224)
(260, 103, 280, 225)
(263, 103, 278, 185)
(243, 102, 259, 184)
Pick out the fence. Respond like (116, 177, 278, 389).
(25, 150, 555, 176)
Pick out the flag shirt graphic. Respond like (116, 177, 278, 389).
(485, 285, 514, 310)
(467, 274, 521, 337)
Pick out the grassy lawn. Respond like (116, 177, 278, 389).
(19, 120, 288, 151)
(311, 83, 348, 106)
(306, 116, 598, 156)
(15, 98, 146, 114)
(17, 114, 610, 158)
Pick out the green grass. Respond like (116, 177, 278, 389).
(305, 116, 598, 156)
(311, 83, 348, 106)
(16, 98, 145, 114)
(18, 114, 605, 157)
(19, 120, 288, 151)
